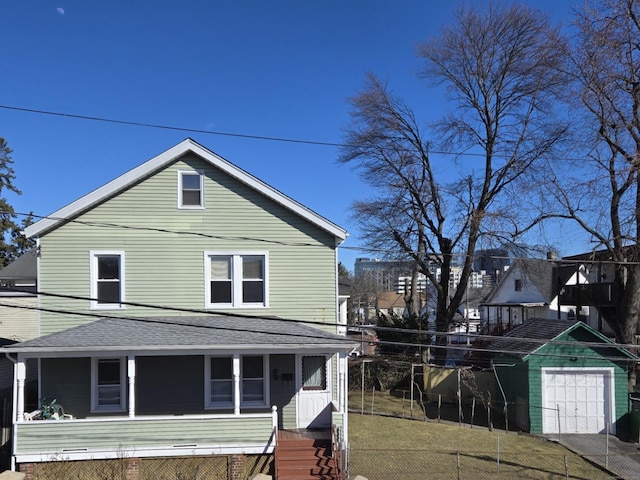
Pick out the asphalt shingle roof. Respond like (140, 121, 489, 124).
(3, 316, 354, 353)
(490, 319, 578, 358)
(0, 250, 37, 281)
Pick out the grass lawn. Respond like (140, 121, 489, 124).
(347, 394, 615, 479)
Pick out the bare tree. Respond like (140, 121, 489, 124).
(535, 0, 640, 382)
(340, 3, 568, 364)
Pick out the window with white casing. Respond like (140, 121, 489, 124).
(178, 170, 204, 208)
(91, 358, 126, 412)
(90, 251, 125, 309)
(204, 252, 268, 308)
(205, 355, 268, 409)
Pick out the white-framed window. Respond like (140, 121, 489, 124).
(90, 251, 125, 309)
(178, 170, 204, 209)
(91, 357, 126, 412)
(204, 355, 268, 409)
(204, 252, 268, 308)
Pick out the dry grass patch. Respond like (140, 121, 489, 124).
(350, 389, 427, 419)
(348, 413, 615, 479)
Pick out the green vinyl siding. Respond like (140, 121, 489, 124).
(269, 354, 297, 428)
(15, 415, 274, 455)
(495, 326, 631, 434)
(38, 154, 339, 334)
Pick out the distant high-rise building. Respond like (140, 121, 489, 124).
(354, 258, 413, 291)
(474, 248, 512, 285)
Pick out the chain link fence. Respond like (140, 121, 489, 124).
(348, 447, 625, 479)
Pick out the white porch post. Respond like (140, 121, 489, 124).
(15, 360, 26, 422)
(340, 351, 349, 449)
(127, 356, 136, 418)
(338, 352, 347, 412)
(233, 354, 240, 415)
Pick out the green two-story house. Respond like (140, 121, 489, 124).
(3, 139, 352, 478)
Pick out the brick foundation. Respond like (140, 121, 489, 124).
(228, 454, 245, 480)
(18, 462, 34, 480)
(124, 457, 139, 480)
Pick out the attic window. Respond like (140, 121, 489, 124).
(178, 170, 204, 209)
(515, 279, 522, 291)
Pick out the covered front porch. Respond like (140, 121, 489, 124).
(3, 316, 354, 467)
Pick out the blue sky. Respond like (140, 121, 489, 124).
(1, 1, 584, 271)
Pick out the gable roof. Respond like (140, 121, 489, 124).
(0, 250, 37, 281)
(25, 138, 348, 241)
(484, 258, 577, 305)
(490, 319, 636, 360)
(2, 315, 354, 354)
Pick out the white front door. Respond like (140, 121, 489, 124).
(297, 355, 332, 428)
(541, 368, 614, 434)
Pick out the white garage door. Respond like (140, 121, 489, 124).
(541, 369, 614, 434)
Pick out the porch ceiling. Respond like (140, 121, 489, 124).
(1, 315, 355, 354)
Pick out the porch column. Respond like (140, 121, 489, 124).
(127, 356, 136, 418)
(338, 352, 346, 412)
(233, 354, 240, 415)
(15, 360, 26, 421)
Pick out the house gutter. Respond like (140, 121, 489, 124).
(0, 342, 357, 355)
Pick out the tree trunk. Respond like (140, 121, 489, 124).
(599, 262, 640, 389)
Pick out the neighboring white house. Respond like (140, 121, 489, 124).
(481, 258, 591, 333)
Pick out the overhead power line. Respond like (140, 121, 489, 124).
(0, 104, 588, 161)
(0, 105, 344, 147)
(5, 209, 638, 265)
(0, 301, 354, 345)
(1, 287, 639, 359)
(1, 286, 337, 328)
(1, 300, 635, 363)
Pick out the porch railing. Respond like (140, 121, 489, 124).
(15, 410, 277, 462)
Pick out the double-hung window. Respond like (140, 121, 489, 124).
(91, 357, 125, 412)
(205, 355, 267, 409)
(205, 252, 268, 308)
(241, 356, 265, 405)
(90, 251, 125, 309)
(209, 357, 233, 406)
(178, 170, 204, 209)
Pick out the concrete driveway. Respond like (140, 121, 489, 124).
(544, 433, 640, 480)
